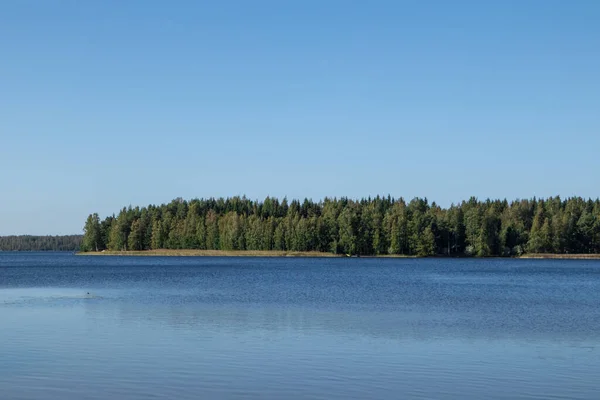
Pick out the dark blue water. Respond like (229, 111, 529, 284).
(1, 253, 600, 399)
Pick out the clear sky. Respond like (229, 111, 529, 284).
(1, 1, 599, 235)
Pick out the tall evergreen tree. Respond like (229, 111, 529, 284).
(82, 213, 102, 252)
(78, 195, 600, 257)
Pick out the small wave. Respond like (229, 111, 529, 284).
(0, 288, 104, 305)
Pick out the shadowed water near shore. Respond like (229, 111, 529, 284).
(1, 253, 600, 399)
(78, 249, 600, 259)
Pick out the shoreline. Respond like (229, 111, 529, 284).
(77, 249, 344, 257)
(76, 250, 600, 259)
(518, 253, 600, 260)
(77, 249, 414, 258)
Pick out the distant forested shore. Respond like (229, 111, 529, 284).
(80, 196, 600, 257)
(0, 235, 82, 251)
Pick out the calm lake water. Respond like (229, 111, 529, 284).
(1, 253, 600, 399)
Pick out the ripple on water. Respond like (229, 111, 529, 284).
(1, 254, 600, 399)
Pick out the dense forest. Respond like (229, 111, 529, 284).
(0, 235, 82, 251)
(81, 196, 600, 256)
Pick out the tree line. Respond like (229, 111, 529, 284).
(0, 235, 82, 251)
(81, 196, 600, 256)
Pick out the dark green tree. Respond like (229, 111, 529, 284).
(78, 195, 600, 257)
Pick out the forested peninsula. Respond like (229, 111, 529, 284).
(0, 235, 82, 251)
(80, 196, 600, 257)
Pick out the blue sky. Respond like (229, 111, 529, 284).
(1, 1, 599, 235)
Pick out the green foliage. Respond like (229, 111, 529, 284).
(417, 226, 436, 257)
(151, 220, 163, 249)
(82, 213, 102, 252)
(128, 219, 144, 251)
(0, 235, 82, 251)
(528, 206, 547, 253)
(205, 210, 220, 250)
(79, 195, 600, 256)
(107, 208, 131, 251)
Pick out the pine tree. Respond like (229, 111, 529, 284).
(273, 222, 285, 251)
(128, 220, 143, 251)
(82, 213, 101, 252)
(196, 218, 207, 250)
(151, 220, 163, 249)
(82, 195, 600, 257)
(527, 206, 546, 253)
(205, 210, 220, 250)
(417, 226, 436, 256)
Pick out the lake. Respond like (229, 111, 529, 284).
(1, 253, 599, 399)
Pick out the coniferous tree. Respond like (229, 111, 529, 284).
(128, 219, 143, 251)
(77, 195, 600, 257)
(82, 213, 102, 252)
(417, 226, 436, 256)
(151, 220, 163, 249)
(528, 206, 546, 253)
(0, 235, 82, 251)
(205, 210, 220, 250)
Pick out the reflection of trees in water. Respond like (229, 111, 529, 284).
(83, 300, 600, 344)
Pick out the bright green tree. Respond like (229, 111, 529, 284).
(82, 213, 102, 252)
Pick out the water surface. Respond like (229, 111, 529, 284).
(1, 253, 599, 399)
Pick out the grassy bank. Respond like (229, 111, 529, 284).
(520, 253, 600, 259)
(77, 249, 342, 257)
(76, 250, 600, 259)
